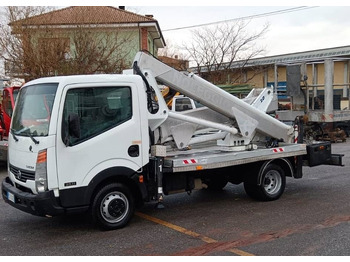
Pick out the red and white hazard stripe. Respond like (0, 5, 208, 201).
(294, 124, 299, 144)
(183, 159, 198, 164)
(272, 148, 284, 153)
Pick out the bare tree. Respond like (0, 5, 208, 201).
(0, 7, 57, 79)
(157, 39, 190, 71)
(0, 6, 133, 81)
(158, 39, 188, 60)
(60, 26, 133, 76)
(184, 20, 269, 84)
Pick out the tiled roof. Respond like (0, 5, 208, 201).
(13, 6, 156, 26)
(241, 45, 350, 66)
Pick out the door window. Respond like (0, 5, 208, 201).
(62, 86, 132, 146)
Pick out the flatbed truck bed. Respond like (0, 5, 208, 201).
(164, 143, 306, 172)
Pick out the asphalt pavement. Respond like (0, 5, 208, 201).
(0, 141, 349, 256)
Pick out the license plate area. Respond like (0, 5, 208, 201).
(7, 191, 15, 203)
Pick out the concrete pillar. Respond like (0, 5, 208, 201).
(312, 63, 318, 96)
(301, 63, 309, 112)
(312, 63, 318, 110)
(264, 69, 268, 88)
(324, 59, 334, 121)
(274, 64, 278, 93)
(343, 62, 348, 98)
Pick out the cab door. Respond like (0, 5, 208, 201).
(56, 82, 144, 193)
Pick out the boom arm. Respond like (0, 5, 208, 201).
(133, 52, 294, 144)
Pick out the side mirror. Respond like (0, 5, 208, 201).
(68, 113, 80, 139)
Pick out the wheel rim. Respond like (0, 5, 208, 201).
(100, 191, 129, 223)
(263, 170, 282, 195)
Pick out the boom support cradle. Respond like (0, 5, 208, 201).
(133, 52, 294, 148)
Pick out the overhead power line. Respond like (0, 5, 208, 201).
(163, 6, 318, 32)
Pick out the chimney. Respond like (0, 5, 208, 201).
(119, 6, 125, 10)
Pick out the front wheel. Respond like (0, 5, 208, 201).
(91, 183, 135, 230)
(244, 163, 286, 201)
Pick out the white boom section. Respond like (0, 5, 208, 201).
(243, 87, 277, 112)
(133, 52, 294, 143)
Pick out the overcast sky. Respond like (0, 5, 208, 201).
(2, 1, 350, 57)
(129, 5, 350, 57)
(1, 1, 350, 75)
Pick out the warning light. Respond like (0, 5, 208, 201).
(139, 175, 144, 183)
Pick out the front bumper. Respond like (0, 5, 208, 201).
(2, 177, 64, 217)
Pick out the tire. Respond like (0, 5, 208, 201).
(91, 183, 135, 230)
(244, 163, 286, 201)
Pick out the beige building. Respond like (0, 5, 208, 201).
(196, 46, 350, 122)
(242, 46, 350, 106)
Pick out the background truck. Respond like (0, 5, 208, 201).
(0, 85, 20, 162)
(275, 60, 350, 143)
(2, 52, 343, 230)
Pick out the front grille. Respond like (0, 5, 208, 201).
(9, 164, 35, 183)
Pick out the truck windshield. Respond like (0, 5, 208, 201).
(11, 83, 58, 137)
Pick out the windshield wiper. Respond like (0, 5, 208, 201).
(14, 126, 40, 144)
(10, 128, 19, 142)
(24, 131, 40, 145)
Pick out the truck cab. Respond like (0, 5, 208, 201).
(2, 74, 150, 229)
(171, 95, 204, 112)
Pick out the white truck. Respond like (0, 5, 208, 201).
(170, 95, 204, 112)
(1, 52, 343, 230)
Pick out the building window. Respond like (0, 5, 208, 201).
(39, 38, 70, 60)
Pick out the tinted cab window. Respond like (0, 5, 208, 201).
(62, 86, 132, 146)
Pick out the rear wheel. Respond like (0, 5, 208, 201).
(244, 163, 286, 201)
(91, 183, 135, 230)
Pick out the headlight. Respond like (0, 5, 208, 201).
(35, 149, 48, 193)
